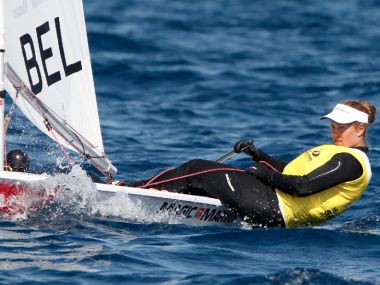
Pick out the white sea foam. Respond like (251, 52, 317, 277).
(22, 165, 187, 225)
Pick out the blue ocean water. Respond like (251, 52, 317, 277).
(1, 0, 379, 284)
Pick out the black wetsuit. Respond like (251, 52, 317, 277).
(130, 147, 367, 227)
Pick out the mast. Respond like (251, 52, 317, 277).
(0, 0, 5, 171)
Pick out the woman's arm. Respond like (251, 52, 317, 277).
(253, 148, 288, 172)
(250, 153, 363, 197)
(234, 140, 288, 171)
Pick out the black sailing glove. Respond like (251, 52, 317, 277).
(234, 139, 259, 159)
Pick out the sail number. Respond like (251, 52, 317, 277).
(19, 17, 82, 95)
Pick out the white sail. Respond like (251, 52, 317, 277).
(4, 0, 116, 176)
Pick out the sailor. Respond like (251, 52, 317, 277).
(130, 100, 376, 227)
(5, 149, 30, 172)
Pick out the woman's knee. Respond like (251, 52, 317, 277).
(181, 159, 214, 172)
(185, 159, 210, 165)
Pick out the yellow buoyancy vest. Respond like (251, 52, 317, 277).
(276, 144, 371, 227)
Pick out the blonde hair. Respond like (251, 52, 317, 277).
(343, 100, 376, 125)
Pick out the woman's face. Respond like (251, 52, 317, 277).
(330, 121, 366, 147)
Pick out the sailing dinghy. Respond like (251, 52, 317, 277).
(0, 0, 238, 226)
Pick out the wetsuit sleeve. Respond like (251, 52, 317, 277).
(252, 148, 288, 172)
(252, 153, 363, 197)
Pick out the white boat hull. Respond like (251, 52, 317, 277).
(0, 171, 239, 226)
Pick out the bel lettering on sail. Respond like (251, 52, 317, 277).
(19, 17, 82, 95)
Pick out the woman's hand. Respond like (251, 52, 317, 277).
(234, 139, 259, 158)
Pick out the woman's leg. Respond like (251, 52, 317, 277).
(131, 159, 284, 227)
(129, 159, 237, 195)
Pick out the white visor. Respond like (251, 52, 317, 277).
(321, 104, 368, 124)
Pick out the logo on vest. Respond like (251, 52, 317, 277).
(305, 149, 321, 161)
